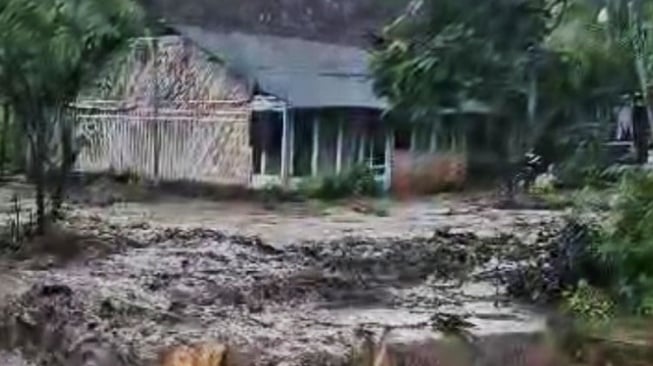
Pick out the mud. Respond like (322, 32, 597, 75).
(0, 213, 568, 366)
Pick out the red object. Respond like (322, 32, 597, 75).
(392, 150, 412, 200)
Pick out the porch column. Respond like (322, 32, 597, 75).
(336, 119, 344, 174)
(260, 150, 267, 176)
(280, 107, 290, 186)
(384, 129, 394, 191)
(312, 116, 319, 176)
(410, 127, 417, 153)
(358, 134, 366, 164)
(289, 114, 295, 176)
(429, 125, 437, 153)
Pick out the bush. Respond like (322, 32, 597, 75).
(551, 118, 614, 189)
(258, 183, 304, 209)
(569, 186, 614, 212)
(302, 165, 380, 200)
(562, 280, 615, 323)
(594, 171, 653, 314)
(557, 149, 639, 191)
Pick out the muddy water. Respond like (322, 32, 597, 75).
(0, 351, 34, 366)
(0, 266, 36, 366)
(0, 219, 562, 366)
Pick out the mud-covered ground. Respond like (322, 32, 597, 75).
(0, 180, 568, 365)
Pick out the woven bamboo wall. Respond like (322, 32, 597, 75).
(73, 36, 254, 185)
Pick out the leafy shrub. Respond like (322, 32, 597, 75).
(601, 165, 641, 183)
(303, 165, 380, 200)
(552, 119, 614, 189)
(579, 165, 642, 190)
(569, 186, 614, 212)
(595, 171, 653, 314)
(557, 147, 639, 190)
(258, 183, 304, 209)
(563, 280, 614, 323)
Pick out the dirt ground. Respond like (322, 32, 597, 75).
(0, 180, 568, 366)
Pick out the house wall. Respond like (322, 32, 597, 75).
(75, 103, 254, 185)
(75, 37, 254, 186)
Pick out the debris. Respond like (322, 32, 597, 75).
(0, 214, 570, 366)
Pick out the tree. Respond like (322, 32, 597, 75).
(0, 0, 143, 232)
(539, 0, 653, 177)
(372, 0, 653, 191)
(371, 0, 565, 196)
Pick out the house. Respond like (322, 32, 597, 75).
(72, 24, 473, 193)
(176, 25, 398, 188)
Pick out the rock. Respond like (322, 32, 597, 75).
(158, 341, 227, 366)
(372, 329, 474, 366)
(371, 328, 561, 366)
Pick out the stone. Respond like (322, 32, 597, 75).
(368, 328, 561, 366)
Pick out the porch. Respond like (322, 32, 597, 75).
(249, 96, 393, 190)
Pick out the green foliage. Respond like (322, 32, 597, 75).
(571, 165, 643, 191)
(569, 186, 614, 212)
(302, 165, 381, 200)
(0, 103, 21, 174)
(594, 171, 653, 314)
(602, 165, 642, 182)
(563, 279, 615, 323)
(373, 0, 653, 186)
(371, 0, 620, 184)
(0, 0, 143, 231)
(550, 170, 653, 316)
(0, 0, 144, 109)
(547, 1, 639, 99)
(538, 0, 653, 185)
(371, 0, 557, 120)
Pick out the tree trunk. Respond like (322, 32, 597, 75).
(633, 104, 650, 164)
(14, 114, 27, 174)
(31, 113, 47, 234)
(51, 110, 73, 220)
(500, 163, 517, 203)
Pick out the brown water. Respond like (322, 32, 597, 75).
(0, 217, 559, 365)
(0, 186, 565, 365)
